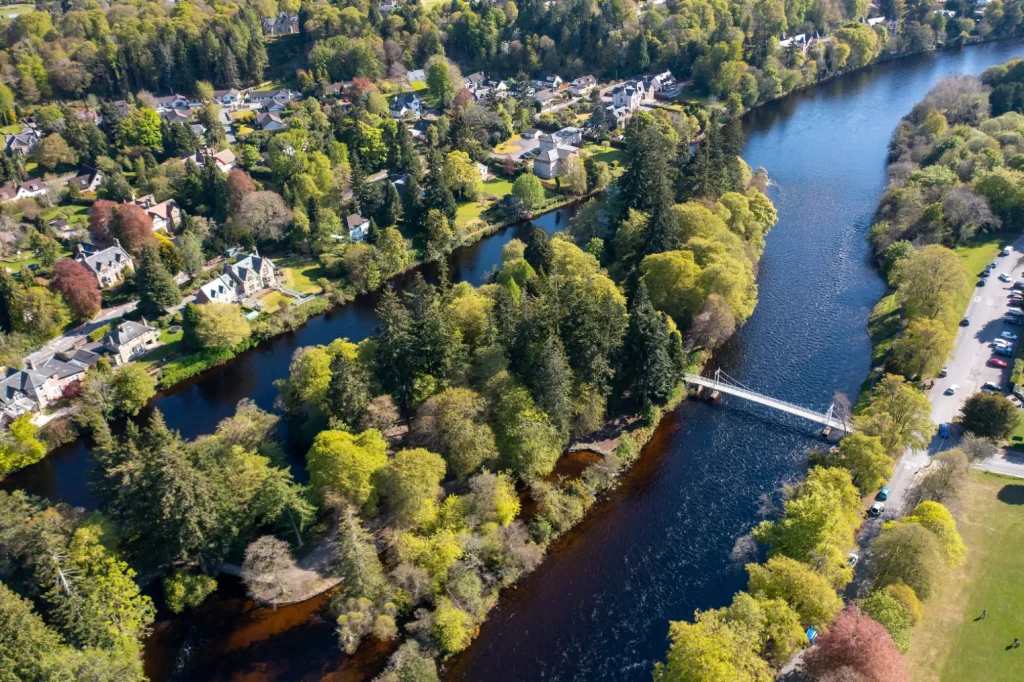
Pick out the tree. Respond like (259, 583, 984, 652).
(328, 347, 372, 429)
(134, 244, 181, 314)
(640, 250, 704, 327)
(560, 154, 587, 196)
(855, 374, 933, 455)
(860, 590, 913, 653)
(380, 448, 447, 527)
(336, 504, 389, 603)
(960, 391, 1021, 439)
(891, 245, 968, 327)
(917, 448, 970, 504)
(226, 168, 257, 214)
(424, 208, 456, 263)
(178, 231, 204, 278)
(898, 501, 966, 568)
(746, 556, 844, 626)
(511, 174, 545, 216)
(0, 414, 46, 478)
(306, 429, 389, 510)
(373, 641, 439, 682)
(163, 571, 218, 614)
(803, 605, 908, 682)
(890, 317, 952, 379)
(619, 281, 679, 406)
(11, 286, 70, 339)
(88, 200, 116, 243)
(117, 107, 162, 149)
(242, 535, 298, 602)
(432, 597, 474, 655)
(36, 133, 77, 170)
(112, 204, 156, 254)
(959, 432, 997, 463)
(110, 364, 157, 416)
(870, 522, 944, 598)
(686, 293, 735, 350)
(722, 592, 806, 663)
(427, 59, 456, 110)
(50, 258, 100, 320)
(835, 433, 893, 494)
(235, 191, 293, 242)
(442, 150, 482, 201)
(492, 383, 564, 481)
(412, 387, 496, 480)
(192, 302, 251, 349)
(652, 608, 773, 682)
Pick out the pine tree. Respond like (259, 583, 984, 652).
(135, 243, 181, 315)
(329, 350, 371, 429)
(366, 217, 380, 245)
(335, 505, 389, 604)
(620, 281, 677, 405)
(0, 266, 16, 333)
(375, 288, 417, 410)
(401, 171, 422, 231)
(424, 168, 457, 226)
(379, 182, 403, 227)
(524, 228, 553, 276)
(530, 335, 574, 433)
(349, 155, 366, 214)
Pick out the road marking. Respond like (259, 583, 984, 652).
(975, 296, 982, 303)
(988, 299, 994, 306)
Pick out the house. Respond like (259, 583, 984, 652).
(410, 119, 436, 140)
(102, 320, 159, 365)
(161, 108, 192, 124)
(256, 112, 286, 131)
(5, 128, 41, 156)
(346, 213, 370, 242)
(569, 75, 597, 97)
(196, 250, 278, 304)
(544, 75, 563, 89)
(0, 355, 88, 422)
(523, 128, 541, 140)
(213, 88, 246, 107)
(612, 81, 646, 111)
(184, 147, 237, 173)
(533, 133, 579, 180)
(49, 219, 77, 240)
(69, 169, 104, 193)
(249, 88, 296, 111)
(465, 72, 487, 92)
(134, 195, 182, 233)
(77, 240, 133, 288)
(390, 92, 422, 120)
(407, 69, 426, 83)
(553, 127, 583, 146)
(535, 88, 557, 109)
(476, 162, 490, 182)
(15, 179, 46, 200)
(605, 105, 632, 130)
(153, 93, 194, 112)
(262, 12, 299, 35)
(778, 33, 807, 48)
(190, 123, 207, 139)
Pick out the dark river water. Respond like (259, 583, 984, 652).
(7, 39, 1024, 682)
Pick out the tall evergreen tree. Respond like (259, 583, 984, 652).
(135, 243, 181, 315)
(619, 281, 677, 405)
(524, 228, 553, 277)
(329, 350, 371, 429)
(379, 182, 403, 227)
(423, 168, 458, 226)
(530, 335, 574, 433)
(374, 288, 417, 410)
(0, 266, 16, 333)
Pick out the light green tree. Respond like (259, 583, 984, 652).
(306, 429, 389, 510)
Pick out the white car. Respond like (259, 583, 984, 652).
(1003, 246, 1013, 256)
(945, 384, 959, 395)
(1000, 273, 1013, 283)
(1002, 332, 1019, 340)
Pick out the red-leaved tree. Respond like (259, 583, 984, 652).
(226, 168, 256, 214)
(88, 199, 117, 243)
(50, 257, 101, 320)
(112, 204, 155, 254)
(804, 605, 908, 682)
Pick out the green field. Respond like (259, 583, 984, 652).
(581, 144, 625, 165)
(0, 3, 34, 18)
(454, 178, 516, 229)
(276, 254, 324, 293)
(138, 328, 183, 369)
(906, 472, 1024, 682)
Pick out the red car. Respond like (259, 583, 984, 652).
(989, 358, 1009, 368)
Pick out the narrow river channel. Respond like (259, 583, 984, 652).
(8, 39, 1024, 682)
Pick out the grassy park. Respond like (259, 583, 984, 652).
(906, 472, 1024, 682)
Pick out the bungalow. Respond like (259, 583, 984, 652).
(69, 169, 104, 193)
(153, 94, 195, 112)
(262, 12, 299, 35)
(15, 179, 47, 200)
(196, 250, 278, 304)
(533, 133, 578, 180)
(522, 128, 541, 140)
(134, 195, 182, 233)
(390, 92, 422, 120)
(5, 128, 41, 156)
(256, 112, 286, 131)
(407, 69, 426, 83)
(185, 147, 237, 173)
(77, 240, 133, 288)
(102, 319, 159, 365)
(535, 88, 557, 109)
(48, 219, 77, 241)
(213, 88, 246, 108)
(569, 75, 598, 97)
(190, 123, 207, 139)
(465, 72, 487, 91)
(346, 213, 370, 242)
(249, 88, 296, 111)
(161, 108, 192, 125)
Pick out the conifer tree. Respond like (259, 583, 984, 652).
(135, 243, 181, 315)
(620, 281, 677, 405)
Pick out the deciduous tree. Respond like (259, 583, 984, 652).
(803, 604, 908, 682)
(49, 258, 100, 320)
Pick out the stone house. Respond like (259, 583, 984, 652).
(196, 250, 278, 304)
(102, 320, 159, 365)
(533, 133, 579, 180)
(77, 240, 134, 288)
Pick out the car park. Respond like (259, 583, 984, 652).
(1015, 280, 1024, 290)
(983, 381, 1002, 391)
(1000, 273, 1012, 282)
(1008, 309, 1024, 318)
(945, 384, 959, 395)
(1007, 317, 1023, 326)
(996, 346, 1014, 357)
(1002, 332, 1019, 340)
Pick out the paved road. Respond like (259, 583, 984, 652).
(24, 299, 138, 364)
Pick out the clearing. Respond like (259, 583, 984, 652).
(905, 472, 1024, 682)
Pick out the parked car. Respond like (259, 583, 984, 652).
(990, 358, 1009, 368)
(1003, 246, 1013, 256)
(877, 487, 891, 500)
(847, 552, 859, 568)
(962, 316, 971, 326)
(978, 279, 987, 287)
(938, 423, 950, 438)
(1007, 317, 1023, 326)
(1001, 273, 1013, 282)
(869, 502, 885, 517)
(1014, 280, 1024, 290)
(945, 384, 960, 395)
(996, 346, 1014, 357)
(1008, 309, 1024, 318)
(983, 381, 1002, 391)
(1002, 332, 1019, 340)
(992, 260, 1000, 268)
(939, 365, 949, 377)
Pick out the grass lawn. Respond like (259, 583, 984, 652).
(0, 123, 21, 134)
(1010, 418, 1024, 449)
(409, 81, 428, 93)
(275, 255, 324, 293)
(955, 231, 1012, 279)
(0, 3, 34, 18)
(236, 125, 256, 136)
(581, 144, 625, 165)
(259, 290, 291, 312)
(905, 472, 1024, 682)
(1, 245, 73, 272)
(137, 328, 184, 369)
(41, 203, 89, 225)
(493, 135, 523, 155)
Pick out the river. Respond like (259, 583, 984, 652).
(9, 39, 1024, 682)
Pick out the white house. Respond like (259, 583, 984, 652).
(465, 72, 487, 91)
(77, 241, 134, 288)
(153, 94, 195, 113)
(249, 88, 296, 111)
(213, 88, 247, 108)
(407, 69, 426, 83)
(15, 179, 47, 200)
(346, 214, 370, 242)
(612, 81, 646, 110)
(196, 250, 278, 305)
(569, 75, 597, 97)
(390, 92, 422, 120)
(535, 88, 557, 109)
(533, 133, 578, 180)
(553, 127, 583, 146)
(184, 147, 237, 173)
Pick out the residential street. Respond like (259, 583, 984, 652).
(24, 299, 138, 365)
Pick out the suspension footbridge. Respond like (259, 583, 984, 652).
(684, 369, 850, 433)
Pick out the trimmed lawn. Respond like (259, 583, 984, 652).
(259, 290, 291, 312)
(493, 135, 523, 155)
(1010, 418, 1024, 449)
(0, 3, 35, 17)
(906, 472, 1024, 682)
(236, 125, 256, 136)
(0, 123, 21, 134)
(137, 328, 184, 369)
(581, 144, 625, 165)
(955, 231, 1012, 280)
(455, 178, 516, 229)
(276, 255, 324, 293)
(1, 245, 73, 272)
(41, 203, 90, 225)
(409, 81, 428, 93)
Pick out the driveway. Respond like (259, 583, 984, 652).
(490, 136, 538, 161)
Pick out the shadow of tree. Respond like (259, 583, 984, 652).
(997, 484, 1024, 505)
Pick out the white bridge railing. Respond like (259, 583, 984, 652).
(683, 369, 850, 432)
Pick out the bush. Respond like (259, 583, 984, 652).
(163, 571, 218, 614)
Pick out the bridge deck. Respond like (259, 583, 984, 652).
(683, 374, 842, 429)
